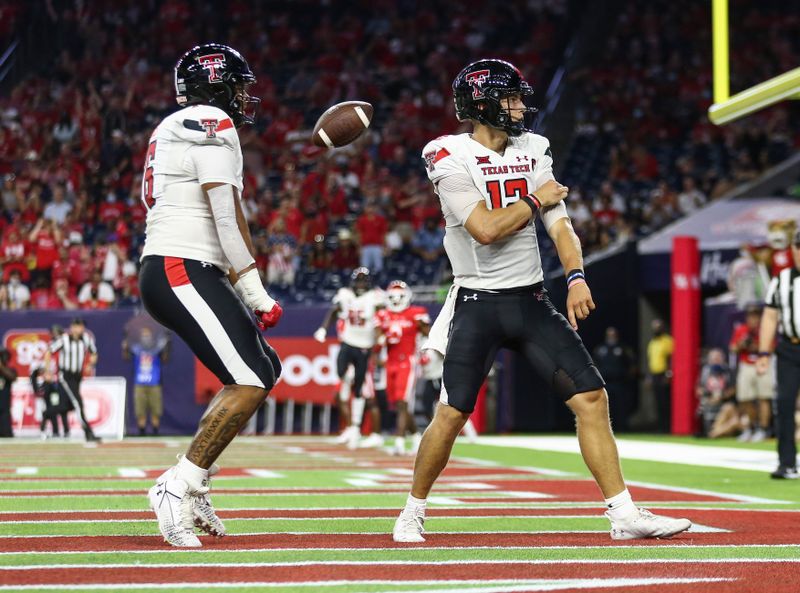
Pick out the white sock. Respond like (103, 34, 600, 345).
(604, 488, 637, 521)
(175, 455, 210, 493)
(351, 397, 366, 426)
(405, 493, 426, 511)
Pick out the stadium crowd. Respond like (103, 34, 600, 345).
(1, 0, 799, 310)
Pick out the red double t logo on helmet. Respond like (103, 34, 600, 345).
(196, 53, 226, 82)
(465, 69, 490, 99)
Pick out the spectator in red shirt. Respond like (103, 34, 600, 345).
(355, 203, 387, 273)
(331, 229, 360, 270)
(78, 271, 115, 309)
(0, 227, 30, 282)
(97, 193, 127, 226)
(28, 219, 62, 284)
(729, 304, 774, 442)
(30, 277, 64, 310)
(306, 235, 332, 271)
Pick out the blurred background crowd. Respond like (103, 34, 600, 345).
(1, 0, 799, 311)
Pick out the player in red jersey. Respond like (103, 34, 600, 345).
(376, 281, 431, 455)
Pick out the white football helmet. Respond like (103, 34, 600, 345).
(386, 280, 412, 312)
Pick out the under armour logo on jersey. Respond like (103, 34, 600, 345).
(200, 119, 219, 138)
(196, 53, 226, 83)
(463, 293, 478, 302)
(475, 155, 491, 165)
(515, 155, 529, 162)
(200, 261, 212, 268)
(465, 69, 490, 99)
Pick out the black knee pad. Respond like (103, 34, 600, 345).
(557, 364, 605, 401)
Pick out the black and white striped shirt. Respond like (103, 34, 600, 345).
(49, 333, 97, 375)
(765, 267, 800, 340)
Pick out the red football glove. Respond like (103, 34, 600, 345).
(255, 302, 283, 331)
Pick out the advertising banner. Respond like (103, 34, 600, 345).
(195, 338, 341, 405)
(10, 376, 127, 440)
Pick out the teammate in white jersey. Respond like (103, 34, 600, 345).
(315, 268, 385, 448)
(393, 59, 691, 543)
(139, 44, 283, 547)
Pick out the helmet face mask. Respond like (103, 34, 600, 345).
(175, 44, 261, 128)
(350, 267, 371, 296)
(453, 59, 538, 137)
(386, 280, 412, 312)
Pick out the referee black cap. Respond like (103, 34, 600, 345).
(70, 317, 86, 326)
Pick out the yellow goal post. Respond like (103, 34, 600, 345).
(709, 0, 800, 125)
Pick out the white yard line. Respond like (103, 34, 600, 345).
(0, 578, 737, 592)
(4, 558, 799, 570)
(13, 468, 38, 475)
(243, 470, 284, 479)
(477, 436, 779, 473)
(116, 468, 145, 478)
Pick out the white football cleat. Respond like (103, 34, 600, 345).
(392, 436, 405, 456)
(192, 463, 225, 537)
(392, 507, 426, 543)
(359, 432, 384, 448)
(606, 507, 692, 540)
(334, 425, 358, 444)
(148, 479, 201, 547)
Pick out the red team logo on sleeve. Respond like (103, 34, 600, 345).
(465, 69, 490, 99)
(200, 118, 219, 138)
(196, 53, 226, 82)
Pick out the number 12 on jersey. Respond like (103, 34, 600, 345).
(486, 178, 528, 209)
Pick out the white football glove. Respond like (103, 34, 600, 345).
(313, 327, 327, 343)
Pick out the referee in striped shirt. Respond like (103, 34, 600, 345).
(758, 230, 800, 479)
(44, 318, 100, 442)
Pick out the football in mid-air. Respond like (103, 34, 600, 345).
(312, 101, 373, 148)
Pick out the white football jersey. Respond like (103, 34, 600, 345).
(333, 287, 385, 349)
(140, 104, 244, 270)
(422, 132, 568, 290)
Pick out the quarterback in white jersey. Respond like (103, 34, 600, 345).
(139, 44, 283, 548)
(314, 268, 385, 448)
(423, 130, 567, 290)
(393, 58, 691, 544)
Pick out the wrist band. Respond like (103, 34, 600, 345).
(520, 194, 540, 214)
(566, 269, 585, 288)
(757, 351, 772, 357)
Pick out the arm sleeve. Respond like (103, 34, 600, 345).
(186, 144, 240, 187)
(85, 335, 97, 355)
(435, 172, 483, 226)
(764, 276, 780, 308)
(532, 141, 568, 231)
(540, 202, 568, 231)
(206, 184, 255, 272)
(49, 337, 63, 354)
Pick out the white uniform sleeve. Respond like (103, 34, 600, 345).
(436, 172, 483, 226)
(531, 138, 568, 231)
(185, 143, 239, 187)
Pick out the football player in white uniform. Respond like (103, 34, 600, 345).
(393, 59, 691, 543)
(315, 268, 385, 448)
(139, 44, 283, 547)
